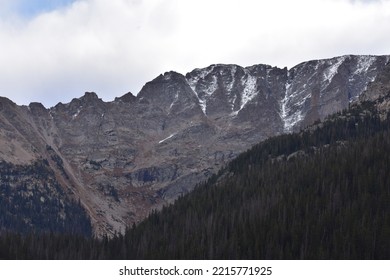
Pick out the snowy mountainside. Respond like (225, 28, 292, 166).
(184, 55, 389, 132)
(185, 64, 285, 116)
(281, 55, 389, 132)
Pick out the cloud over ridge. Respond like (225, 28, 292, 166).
(0, 0, 389, 107)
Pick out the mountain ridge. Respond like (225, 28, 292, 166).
(3, 74, 390, 259)
(0, 54, 389, 236)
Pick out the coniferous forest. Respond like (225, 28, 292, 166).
(1, 100, 390, 259)
(0, 160, 92, 236)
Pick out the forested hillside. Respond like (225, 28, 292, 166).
(0, 160, 92, 236)
(1, 99, 390, 259)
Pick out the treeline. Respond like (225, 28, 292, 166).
(1, 101, 390, 259)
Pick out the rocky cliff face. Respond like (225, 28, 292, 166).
(360, 60, 390, 118)
(0, 55, 389, 236)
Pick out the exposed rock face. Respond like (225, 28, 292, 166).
(282, 55, 390, 131)
(360, 61, 390, 118)
(0, 55, 389, 236)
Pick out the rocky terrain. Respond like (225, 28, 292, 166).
(0, 55, 389, 236)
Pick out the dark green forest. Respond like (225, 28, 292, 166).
(0, 160, 92, 236)
(1, 100, 390, 259)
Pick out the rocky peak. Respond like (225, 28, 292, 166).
(82, 91, 99, 100)
(138, 71, 201, 117)
(0, 96, 17, 112)
(75, 92, 103, 106)
(64, 92, 102, 108)
(186, 64, 241, 115)
(115, 92, 136, 103)
(51, 91, 106, 123)
(28, 102, 47, 115)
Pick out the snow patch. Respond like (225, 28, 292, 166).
(280, 82, 291, 115)
(230, 95, 237, 111)
(226, 65, 237, 92)
(280, 81, 309, 133)
(196, 75, 218, 114)
(72, 106, 82, 120)
(239, 71, 257, 111)
(169, 93, 179, 110)
(158, 133, 176, 144)
(323, 56, 346, 86)
(348, 56, 384, 101)
(354, 56, 376, 75)
(230, 110, 239, 117)
(187, 65, 216, 88)
(186, 65, 218, 115)
(197, 99, 207, 114)
(204, 75, 218, 96)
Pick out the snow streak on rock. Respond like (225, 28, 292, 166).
(169, 92, 179, 111)
(186, 65, 217, 115)
(322, 56, 346, 88)
(227, 65, 237, 92)
(280, 81, 307, 133)
(355, 56, 376, 75)
(72, 106, 82, 120)
(158, 133, 176, 144)
(239, 70, 258, 111)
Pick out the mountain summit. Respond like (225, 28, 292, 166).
(0, 55, 389, 235)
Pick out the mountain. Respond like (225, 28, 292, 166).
(0, 55, 389, 236)
(2, 64, 390, 259)
(115, 91, 390, 259)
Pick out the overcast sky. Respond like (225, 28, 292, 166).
(0, 0, 389, 107)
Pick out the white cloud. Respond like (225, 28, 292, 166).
(0, 0, 389, 107)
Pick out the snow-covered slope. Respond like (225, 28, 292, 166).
(281, 55, 389, 132)
(186, 64, 280, 116)
(185, 55, 389, 132)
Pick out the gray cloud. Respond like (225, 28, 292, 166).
(351, 0, 384, 2)
(0, 0, 389, 107)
